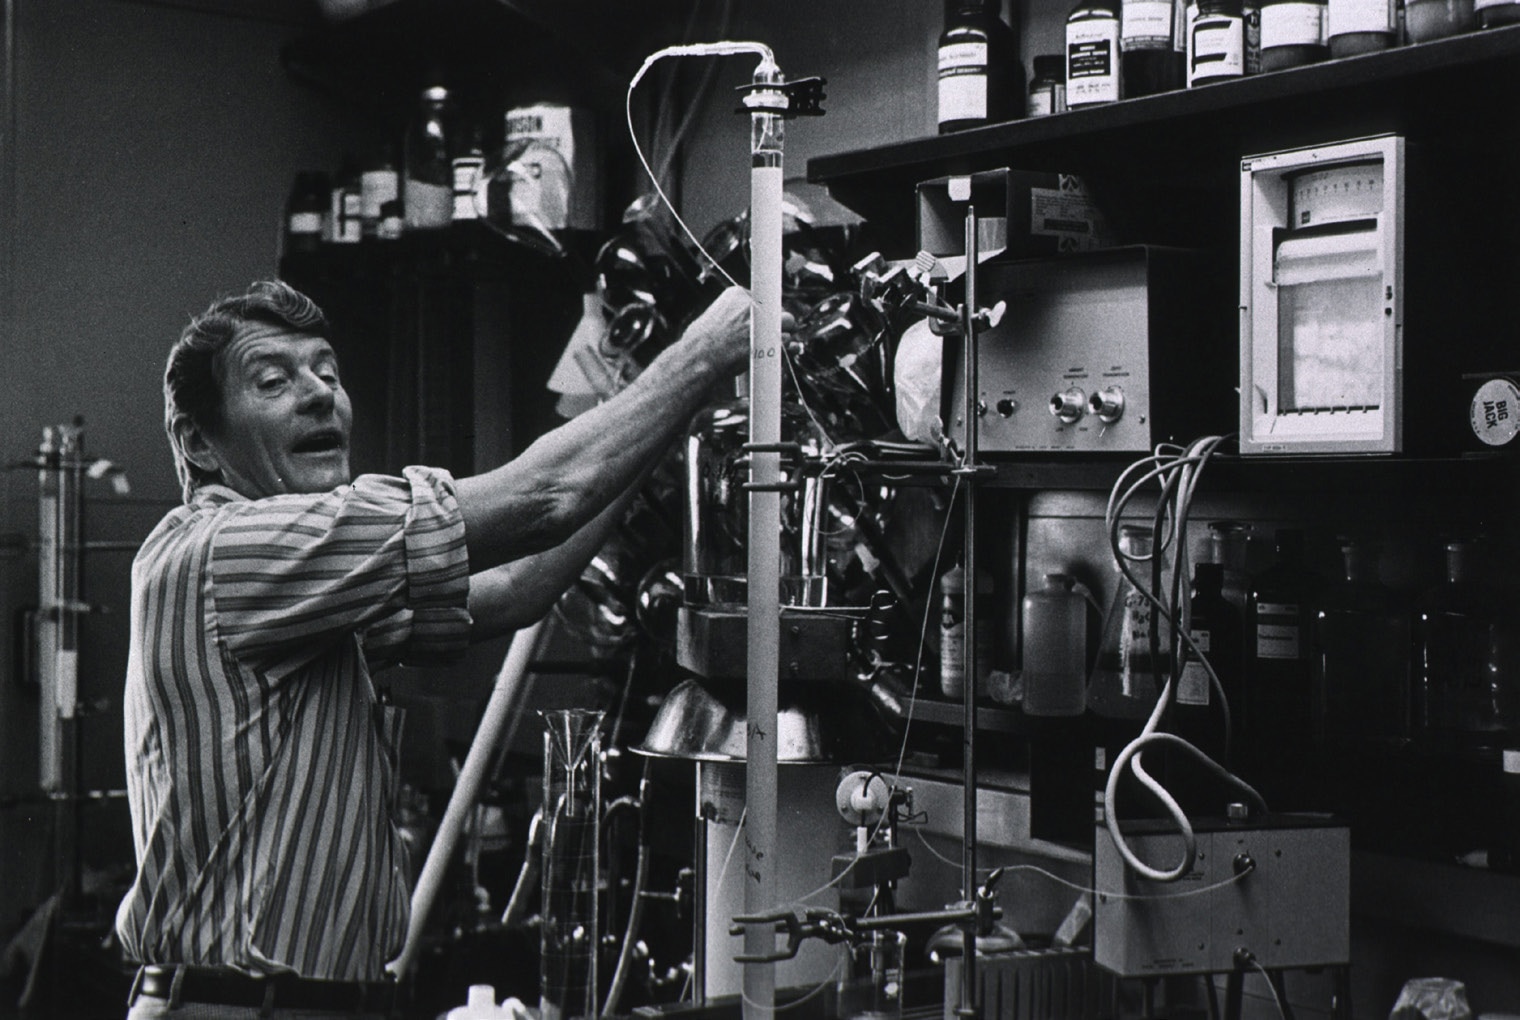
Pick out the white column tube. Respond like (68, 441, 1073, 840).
(744, 71, 785, 1020)
(387, 618, 545, 979)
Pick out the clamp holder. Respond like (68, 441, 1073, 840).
(736, 76, 828, 117)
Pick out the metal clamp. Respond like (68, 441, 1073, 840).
(728, 906, 854, 963)
(735, 76, 827, 117)
(739, 441, 807, 493)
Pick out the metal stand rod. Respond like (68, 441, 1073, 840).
(691, 765, 709, 1006)
(957, 205, 982, 1020)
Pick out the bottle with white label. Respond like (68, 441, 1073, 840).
(940, 561, 994, 698)
(327, 155, 362, 245)
(1122, 0, 1184, 95)
(284, 171, 328, 255)
(1259, 0, 1329, 68)
(451, 124, 486, 222)
(1089, 525, 1169, 723)
(1067, 0, 1123, 107)
(360, 140, 398, 240)
(1189, 0, 1246, 84)
(404, 85, 456, 231)
(938, 0, 1023, 133)
(1328, 0, 1396, 55)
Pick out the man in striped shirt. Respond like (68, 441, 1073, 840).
(117, 280, 751, 1017)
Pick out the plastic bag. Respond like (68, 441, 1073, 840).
(1390, 978, 1473, 1020)
(893, 318, 944, 445)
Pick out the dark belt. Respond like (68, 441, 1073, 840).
(131, 964, 394, 1015)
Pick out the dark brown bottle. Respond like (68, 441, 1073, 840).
(1121, 0, 1184, 95)
(1163, 562, 1244, 814)
(1312, 538, 1410, 750)
(938, 0, 1024, 132)
(1244, 529, 1322, 804)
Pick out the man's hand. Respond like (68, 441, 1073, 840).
(681, 285, 753, 376)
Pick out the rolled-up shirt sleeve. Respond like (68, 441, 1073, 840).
(210, 466, 471, 678)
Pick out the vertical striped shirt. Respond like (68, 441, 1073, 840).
(115, 466, 471, 981)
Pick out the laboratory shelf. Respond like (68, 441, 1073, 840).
(972, 451, 1520, 495)
(807, 24, 1520, 250)
(1353, 852, 1520, 948)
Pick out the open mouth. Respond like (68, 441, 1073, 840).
(291, 429, 346, 455)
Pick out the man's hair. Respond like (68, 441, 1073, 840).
(164, 280, 328, 502)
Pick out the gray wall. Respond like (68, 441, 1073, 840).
(0, 5, 1510, 1019)
(0, 0, 358, 942)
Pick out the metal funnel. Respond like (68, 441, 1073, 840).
(634, 678, 827, 763)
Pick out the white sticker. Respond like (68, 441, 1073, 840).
(1470, 377, 1520, 446)
(1030, 187, 1098, 247)
(1256, 623, 1300, 659)
(1123, 0, 1176, 45)
(1178, 660, 1212, 706)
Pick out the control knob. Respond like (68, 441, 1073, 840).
(1049, 388, 1086, 424)
(1089, 386, 1125, 424)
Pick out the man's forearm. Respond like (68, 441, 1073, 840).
(465, 452, 660, 642)
(456, 287, 748, 572)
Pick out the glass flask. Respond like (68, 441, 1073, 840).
(1089, 524, 1171, 722)
(683, 382, 831, 608)
(540, 709, 604, 1020)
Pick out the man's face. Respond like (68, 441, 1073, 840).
(195, 323, 353, 499)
